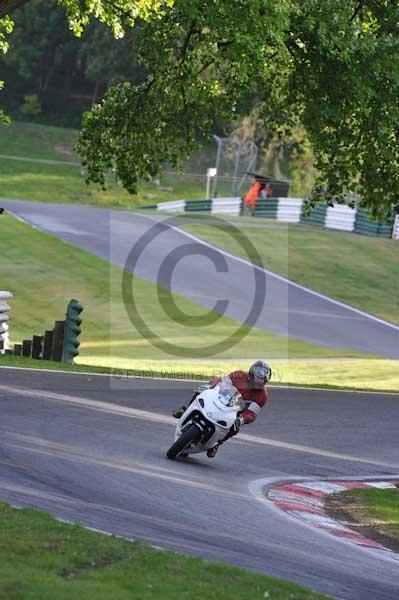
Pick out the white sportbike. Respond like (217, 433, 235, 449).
(166, 377, 245, 460)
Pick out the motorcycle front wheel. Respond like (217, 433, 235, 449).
(166, 424, 201, 460)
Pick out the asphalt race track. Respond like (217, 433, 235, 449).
(0, 367, 398, 599)
(2, 199, 399, 358)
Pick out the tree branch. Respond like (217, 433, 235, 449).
(102, 0, 138, 21)
(217, 40, 234, 49)
(350, 0, 364, 23)
(0, 0, 30, 17)
(180, 82, 191, 141)
(179, 19, 197, 67)
(195, 58, 214, 76)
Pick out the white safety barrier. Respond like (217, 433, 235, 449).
(157, 199, 186, 212)
(393, 214, 399, 240)
(325, 204, 356, 232)
(211, 197, 242, 217)
(150, 197, 394, 239)
(0, 291, 13, 353)
(277, 198, 303, 223)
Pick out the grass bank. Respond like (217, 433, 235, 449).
(1, 355, 398, 393)
(180, 216, 399, 325)
(0, 121, 207, 207)
(326, 487, 399, 553)
(0, 503, 330, 600)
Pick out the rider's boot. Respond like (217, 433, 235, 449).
(172, 406, 186, 419)
(207, 427, 235, 457)
(207, 443, 220, 458)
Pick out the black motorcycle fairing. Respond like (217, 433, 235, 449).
(181, 410, 215, 443)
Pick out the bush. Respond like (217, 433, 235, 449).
(20, 94, 42, 116)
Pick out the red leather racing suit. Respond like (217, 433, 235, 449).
(209, 370, 268, 424)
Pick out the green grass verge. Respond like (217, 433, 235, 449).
(0, 355, 112, 374)
(0, 121, 208, 207)
(0, 121, 79, 161)
(326, 488, 399, 553)
(0, 503, 331, 600)
(1, 212, 367, 365)
(180, 216, 399, 325)
(1, 355, 398, 393)
(269, 358, 399, 393)
(348, 488, 399, 527)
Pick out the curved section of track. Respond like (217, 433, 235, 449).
(2, 199, 398, 357)
(0, 367, 398, 599)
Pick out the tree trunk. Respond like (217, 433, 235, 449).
(0, 0, 30, 17)
(42, 64, 55, 91)
(92, 79, 101, 104)
(63, 67, 72, 98)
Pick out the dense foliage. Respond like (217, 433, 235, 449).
(0, 0, 144, 125)
(0, 14, 13, 122)
(1, 0, 399, 218)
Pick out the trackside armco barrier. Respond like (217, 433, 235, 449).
(276, 198, 303, 223)
(157, 199, 186, 212)
(393, 214, 399, 240)
(325, 204, 356, 232)
(150, 198, 242, 217)
(146, 198, 398, 239)
(211, 197, 242, 216)
(253, 198, 393, 238)
(0, 291, 13, 353)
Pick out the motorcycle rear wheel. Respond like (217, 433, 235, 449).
(166, 424, 201, 459)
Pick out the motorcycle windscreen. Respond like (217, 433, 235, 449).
(217, 377, 244, 409)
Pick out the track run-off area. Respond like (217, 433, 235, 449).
(0, 367, 398, 600)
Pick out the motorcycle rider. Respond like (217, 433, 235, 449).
(172, 360, 271, 458)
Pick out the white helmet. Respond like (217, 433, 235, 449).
(249, 360, 272, 388)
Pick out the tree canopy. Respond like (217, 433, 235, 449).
(1, 0, 399, 218)
(0, 0, 145, 125)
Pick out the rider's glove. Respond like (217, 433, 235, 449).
(232, 415, 244, 435)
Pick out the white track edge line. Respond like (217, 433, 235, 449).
(137, 212, 399, 332)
